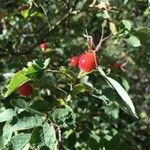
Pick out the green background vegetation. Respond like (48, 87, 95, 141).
(0, 0, 150, 150)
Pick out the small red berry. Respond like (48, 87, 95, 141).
(79, 52, 97, 72)
(19, 83, 32, 96)
(39, 42, 48, 50)
(70, 55, 80, 67)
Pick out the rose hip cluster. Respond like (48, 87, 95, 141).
(70, 28, 110, 72)
(70, 51, 97, 72)
(18, 29, 110, 96)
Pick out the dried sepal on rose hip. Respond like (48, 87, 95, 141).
(18, 83, 33, 96)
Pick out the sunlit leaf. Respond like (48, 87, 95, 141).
(0, 109, 16, 123)
(98, 67, 138, 118)
(7, 133, 31, 150)
(126, 35, 141, 47)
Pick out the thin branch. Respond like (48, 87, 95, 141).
(30, 8, 73, 52)
(95, 28, 112, 52)
(0, 0, 79, 57)
(102, 34, 112, 42)
(95, 26, 105, 52)
(0, 8, 74, 57)
(34, 4, 66, 38)
(62, 0, 70, 8)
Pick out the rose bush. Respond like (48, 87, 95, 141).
(0, 0, 150, 150)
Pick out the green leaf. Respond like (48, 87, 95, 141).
(25, 58, 50, 79)
(31, 58, 50, 70)
(11, 98, 45, 116)
(42, 123, 58, 150)
(24, 65, 44, 80)
(13, 114, 43, 131)
(92, 94, 110, 105)
(43, 58, 51, 69)
(122, 19, 132, 31)
(52, 105, 76, 128)
(135, 27, 150, 33)
(71, 83, 93, 96)
(0, 136, 5, 149)
(59, 67, 77, 81)
(2, 122, 14, 147)
(109, 22, 117, 35)
(64, 130, 76, 149)
(126, 35, 141, 47)
(4, 70, 31, 97)
(120, 77, 130, 92)
(30, 126, 44, 148)
(0, 109, 16, 122)
(92, 87, 115, 104)
(30, 100, 50, 112)
(21, 9, 30, 18)
(104, 104, 119, 120)
(80, 76, 93, 88)
(4, 59, 50, 97)
(134, 27, 150, 45)
(123, 0, 129, 4)
(98, 67, 138, 118)
(10, 98, 29, 109)
(8, 133, 31, 150)
(30, 123, 58, 150)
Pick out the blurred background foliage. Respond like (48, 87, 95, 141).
(0, 0, 150, 150)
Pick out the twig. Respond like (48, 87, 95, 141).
(95, 26, 105, 52)
(23, 8, 73, 54)
(95, 29, 112, 52)
(0, 0, 79, 57)
(62, 0, 70, 8)
(35, 4, 66, 35)
(0, 8, 74, 57)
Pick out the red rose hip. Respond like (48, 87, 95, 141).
(39, 42, 48, 50)
(19, 83, 33, 96)
(79, 52, 97, 72)
(70, 55, 80, 67)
